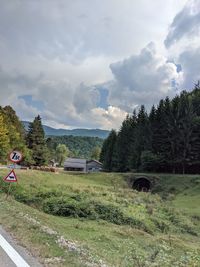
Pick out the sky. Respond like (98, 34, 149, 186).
(0, 0, 200, 130)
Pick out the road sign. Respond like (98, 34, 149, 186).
(3, 170, 18, 182)
(9, 151, 23, 163)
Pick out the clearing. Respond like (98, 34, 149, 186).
(0, 170, 200, 267)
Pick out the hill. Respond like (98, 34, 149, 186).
(0, 170, 200, 267)
(22, 121, 109, 139)
(47, 135, 104, 159)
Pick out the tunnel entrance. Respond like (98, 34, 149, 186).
(133, 177, 151, 192)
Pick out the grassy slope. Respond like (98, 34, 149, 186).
(0, 170, 200, 267)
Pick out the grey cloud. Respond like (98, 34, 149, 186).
(108, 43, 181, 111)
(0, 0, 184, 64)
(0, 1, 120, 61)
(0, 67, 108, 129)
(73, 83, 100, 114)
(0, 1, 189, 129)
(179, 46, 200, 89)
(165, 0, 200, 48)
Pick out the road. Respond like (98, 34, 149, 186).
(0, 226, 42, 267)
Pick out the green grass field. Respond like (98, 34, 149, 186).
(0, 170, 200, 267)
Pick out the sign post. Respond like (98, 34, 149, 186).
(3, 151, 23, 199)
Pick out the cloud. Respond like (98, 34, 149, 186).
(0, 0, 186, 64)
(0, 41, 183, 130)
(91, 106, 127, 130)
(73, 83, 100, 114)
(178, 46, 200, 89)
(0, 66, 125, 129)
(165, 0, 200, 48)
(0, 1, 190, 130)
(108, 43, 182, 111)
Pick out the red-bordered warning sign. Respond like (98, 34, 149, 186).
(4, 170, 18, 183)
(9, 151, 23, 163)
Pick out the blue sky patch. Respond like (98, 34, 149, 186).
(97, 87, 109, 109)
(19, 95, 44, 111)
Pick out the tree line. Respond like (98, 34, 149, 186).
(0, 108, 102, 166)
(100, 83, 200, 174)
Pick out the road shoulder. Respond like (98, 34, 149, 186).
(0, 225, 43, 267)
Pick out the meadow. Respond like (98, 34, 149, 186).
(0, 169, 200, 267)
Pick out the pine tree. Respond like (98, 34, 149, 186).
(189, 85, 200, 172)
(27, 115, 48, 166)
(99, 81, 200, 174)
(116, 115, 136, 171)
(100, 130, 117, 171)
(134, 105, 150, 169)
(176, 92, 195, 173)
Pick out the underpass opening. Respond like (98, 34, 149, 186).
(133, 177, 151, 192)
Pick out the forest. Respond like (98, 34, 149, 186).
(100, 83, 200, 174)
(0, 107, 102, 166)
(46, 136, 103, 159)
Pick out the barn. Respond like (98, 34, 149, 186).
(64, 158, 102, 173)
(86, 159, 102, 172)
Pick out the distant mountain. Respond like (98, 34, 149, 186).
(22, 121, 109, 139)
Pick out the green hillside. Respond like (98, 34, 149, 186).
(0, 170, 200, 266)
(47, 135, 104, 159)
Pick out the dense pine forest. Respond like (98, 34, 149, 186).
(100, 83, 200, 174)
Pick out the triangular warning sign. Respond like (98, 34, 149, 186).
(4, 170, 17, 182)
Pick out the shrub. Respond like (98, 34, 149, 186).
(43, 197, 96, 218)
(42, 196, 151, 232)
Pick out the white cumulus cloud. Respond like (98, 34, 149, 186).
(108, 43, 182, 111)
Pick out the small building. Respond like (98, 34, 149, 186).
(64, 158, 102, 173)
(86, 159, 102, 172)
(64, 158, 87, 172)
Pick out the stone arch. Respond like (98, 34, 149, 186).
(133, 177, 151, 192)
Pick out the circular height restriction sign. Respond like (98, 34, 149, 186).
(9, 151, 23, 163)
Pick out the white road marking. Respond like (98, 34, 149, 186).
(0, 233, 30, 267)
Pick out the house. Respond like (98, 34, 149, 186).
(64, 158, 102, 172)
(86, 159, 102, 172)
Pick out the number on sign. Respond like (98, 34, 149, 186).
(9, 151, 23, 163)
(12, 152, 20, 161)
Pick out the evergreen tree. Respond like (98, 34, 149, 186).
(100, 130, 117, 171)
(127, 110, 138, 170)
(27, 115, 48, 166)
(177, 92, 195, 173)
(134, 105, 150, 169)
(189, 84, 200, 172)
(101, 87, 200, 174)
(116, 115, 136, 171)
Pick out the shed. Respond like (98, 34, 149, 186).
(64, 158, 102, 173)
(86, 160, 102, 172)
(64, 158, 87, 172)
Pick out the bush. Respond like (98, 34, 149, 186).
(42, 196, 151, 232)
(43, 197, 96, 218)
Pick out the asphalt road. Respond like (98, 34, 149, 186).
(0, 247, 16, 267)
(0, 226, 42, 267)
